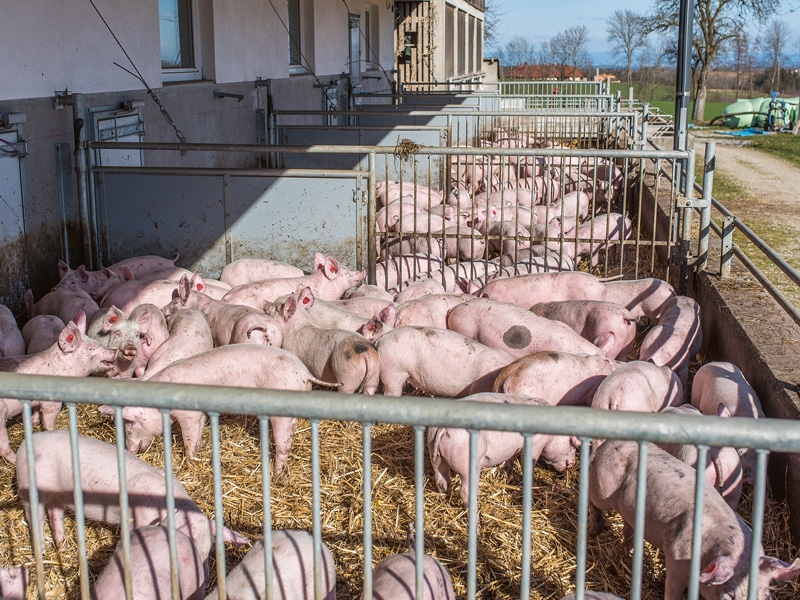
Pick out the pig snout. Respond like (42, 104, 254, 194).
(121, 344, 138, 359)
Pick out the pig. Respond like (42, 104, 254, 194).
(143, 309, 214, 378)
(375, 326, 514, 397)
(205, 530, 337, 600)
(549, 190, 590, 221)
(492, 351, 619, 406)
(376, 180, 443, 210)
(329, 297, 396, 320)
(87, 306, 149, 377)
(84, 264, 136, 301)
(265, 288, 379, 395)
(530, 300, 637, 360)
(588, 439, 800, 600)
(55, 261, 113, 295)
(393, 278, 446, 304)
(223, 253, 365, 308)
(485, 220, 532, 256)
(432, 226, 486, 261)
(378, 235, 444, 262)
(0, 311, 117, 462)
(25, 288, 100, 324)
(105, 252, 180, 277)
(638, 296, 702, 387)
(106, 344, 335, 474)
(220, 258, 305, 288)
(602, 277, 676, 321)
(391, 294, 473, 330)
(16, 430, 245, 555)
(376, 200, 418, 232)
(97, 278, 194, 315)
(562, 212, 633, 267)
(128, 303, 170, 377)
(393, 212, 449, 234)
(92, 524, 206, 600)
(447, 298, 606, 359)
(475, 271, 607, 309)
(307, 301, 372, 331)
(0, 566, 28, 600)
(498, 246, 573, 269)
(20, 315, 66, 355)
(590, 361, 684, 414)
(163, 274, 282, 348)
(428, 393, 578, 504)
(365, 526, 454, 600)
(0, 304, 25, 358)
(342, 284, 395, 302)
(691, 361, 765, 484)
(374, 255, 444, 290)
(658, 405, 743, 511)
(488, 256, 574, 279)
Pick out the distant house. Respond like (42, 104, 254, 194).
(503, 64, 588, 81)
(394, 0, 486, 84)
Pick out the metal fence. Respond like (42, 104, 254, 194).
(399, 80, 609, 97)
(6, 370, 799, 600)
(352, 92, 615, 113)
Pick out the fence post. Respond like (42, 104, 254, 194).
(720, 215, 734, 277)
(697, 142, 715, 271)
(678, 149, 696, 295)
(641, 103, 649, 150)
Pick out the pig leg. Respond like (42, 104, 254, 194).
(587, 502, 605, 537)
(663, 559, 691, 600)
(380, 369, 409, 397)
(622, 522, 635, 554)
(40, 402, 62, 431)
(48, 506, 66, 546)
(271, 416, 297, 478)
(0, 422, 15, 463)
(175, 410, 206, 461)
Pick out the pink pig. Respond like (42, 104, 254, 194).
(638, 296, 702, 387)
(590, 361, 684, 414)
(143, 309, 214, 378)
(20, 315, 65, 355)
(446, 298, 606, 359)
(475, 271, 607, 309)
(0, 305, 25, 358)
(531, 300, 637, 361)
(222, 253, 365, 308)
(219, 258, 305, 288)
(602, 277, 676, 321)
(0, 311, 117, 462)
(428, 393, 578, 505)
(588, 439, 800, 600)
(25, 288, 100, 324)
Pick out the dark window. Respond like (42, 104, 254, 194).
(160, 0, 194, 69)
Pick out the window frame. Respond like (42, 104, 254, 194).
(362, 4, 379, 71)
(160, 0, 203, 83)
(288, 0, 311, 75)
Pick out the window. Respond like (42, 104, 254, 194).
(363, 5, 379, 69)
(159, 0, 201, 81)
(288, 0, 302, 67)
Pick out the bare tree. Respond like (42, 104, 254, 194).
(483, 0, 510, 54)
(732, 33, 756, 94)
(759, 19, 791, 90)
(638, 35, 670, 103)
(607, 10, 648, 89)
(550, 25, 592, 79)
(504, 35, 537, 67)
(648, 0, 776, 122)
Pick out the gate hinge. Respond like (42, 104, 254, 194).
(676, 194, 710, 209)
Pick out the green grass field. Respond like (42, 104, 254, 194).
(610, 83, 733, 123)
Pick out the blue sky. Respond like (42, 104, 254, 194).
(487, 0, 800, 68)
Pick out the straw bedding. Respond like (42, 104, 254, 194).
(0, 245, 798, 599)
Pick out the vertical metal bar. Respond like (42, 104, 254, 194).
(414, 426, 425, 600)
(363, 422, 373, 599)
(261, 416, 274, 600)
(679, 149, 696, 294)
(161, 411, 180, 600)
(85, 142, 101, 267)
(687, 445, 708, 600)
(223, 174, 232, 265)
(520, 434, 533, 600)
(71, 94, 94, 268)
(115, 407, 134, 600)
(22, 402, 46, 600)
(642, 104, 649, 150)
(720, 215, 735, 277)
(468, 429, 478, 600)
(748, 449, 769, 600)
(210, 413, 226, 599)
(698, 142, 715, 271)
(574, 437, 592, 600)
(674, 0, 694, 153)
(312, 419, 322, 600)
(68, 404, 90, 600)
(630, 442, 649, 600)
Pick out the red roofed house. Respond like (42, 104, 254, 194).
(503, 64, 588, 81)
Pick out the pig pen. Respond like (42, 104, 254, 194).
(0, 138, 799, 600)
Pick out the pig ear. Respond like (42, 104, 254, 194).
(444, 205, 455, 220)
(136, 309, 153, 335)
(97, 405, 115, 417)
(100, 307, 124, 331)
(58, 322, 83, 353)
(761, 556, 800, 581)
(359, 316, 382, 338)
(282, 296, 297, 321)
(77, 265, 90, 282)
(569, 436, 582, 448)
(121, 406, 143, 422)
(119, 264, 135, 281)
(190, 272, 206, 293)
(24, 290, 35, 317)
(100, 266, 114, 278)
(378, 304, 396, 326)
(57, 260, 71, 278)
(178, 275, 191, 301)
(73, 310, 87, 332)
(699, 556, 735, 585)
(718, 404, 731, 418)
(208, 520, 250, 545)
(297, 286, 314, 308)
(323, 257, 340, 280)
(313, 252, 325, 271)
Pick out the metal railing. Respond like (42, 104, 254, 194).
(6, 371, 799, 600)
(399, 81, 609, 96)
